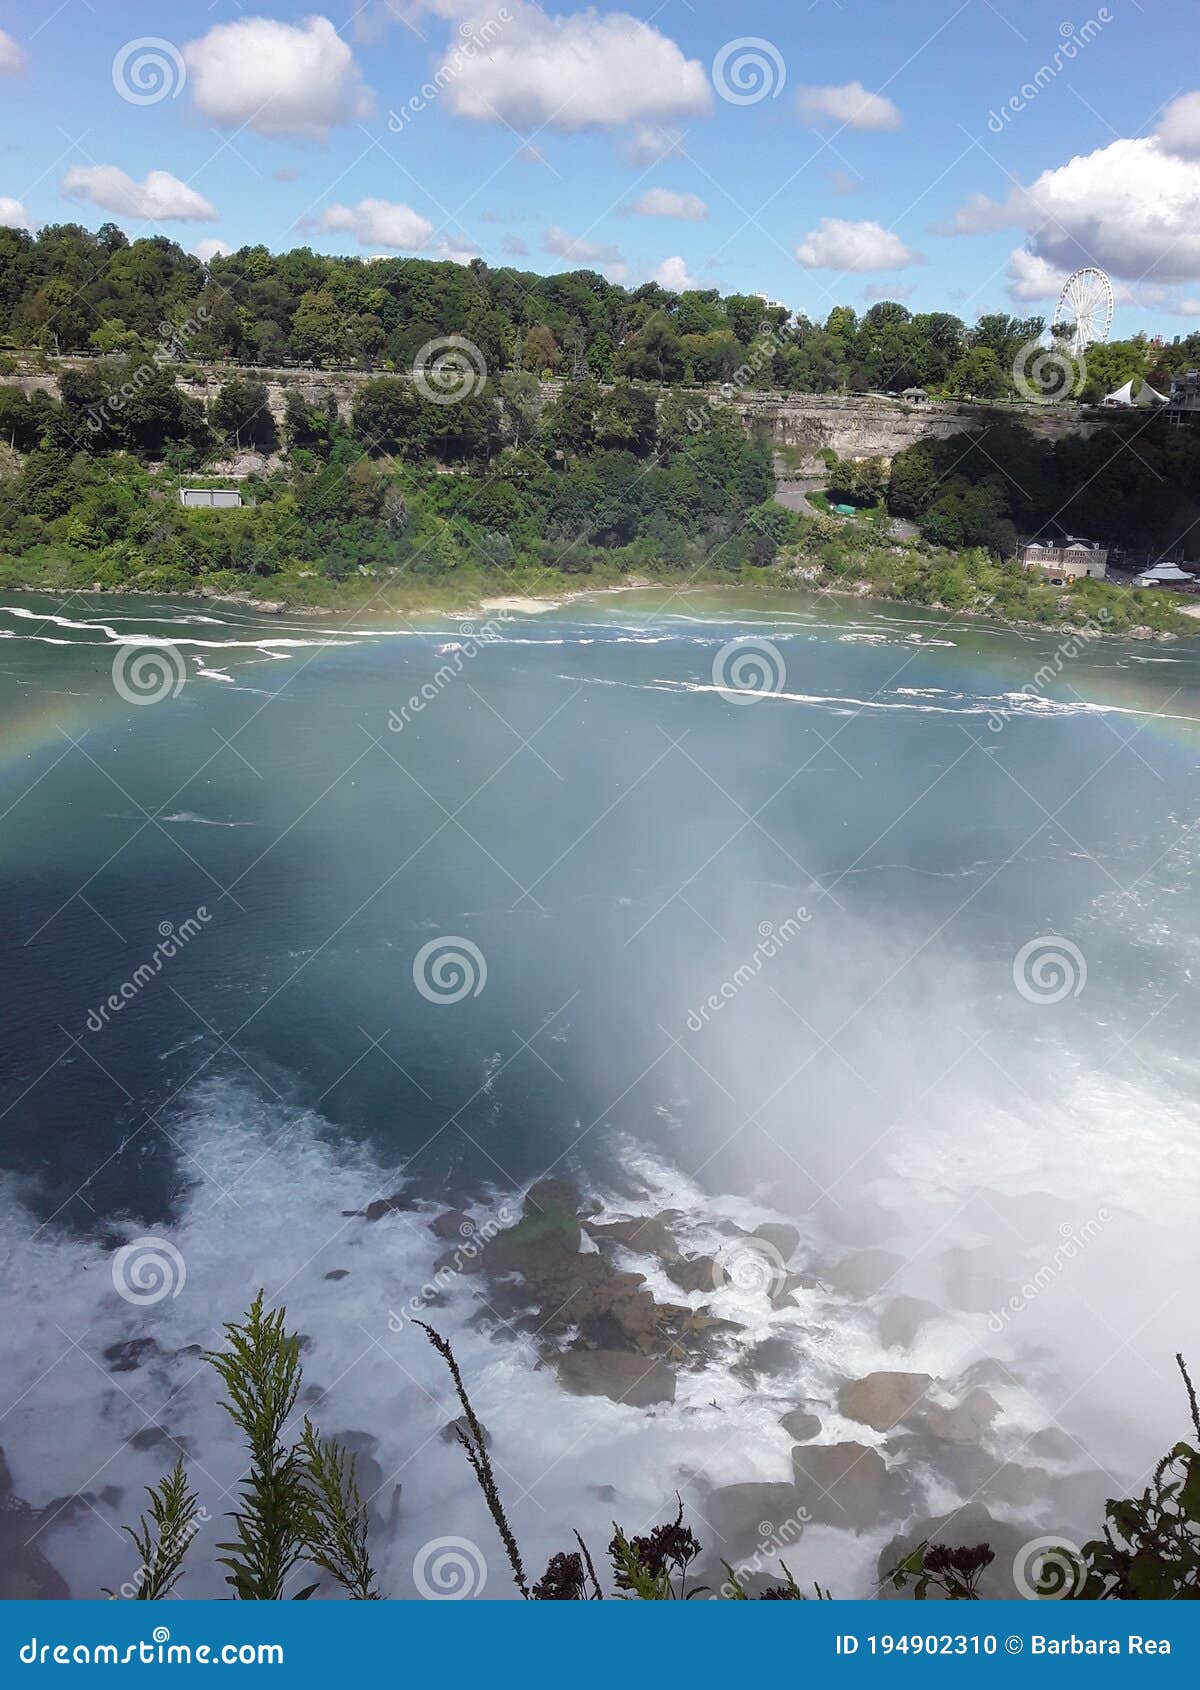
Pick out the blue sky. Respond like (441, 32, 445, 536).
(2, 0, 1199, 337)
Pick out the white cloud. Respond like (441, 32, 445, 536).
(650, 255, 700, 292)
(317, 198, 436, 250)
(1157, 91, 1200, 160)
(1176, 296, 1200, 316)
(183, 16, 372, 140)
(61, 167, 218, 223)
(828, 167, 861, 197)
(433, 1, 710, 132)
(0, 29, 27, 76)
(950, 136, 1200, 281)
(794, 217, 917, 272)
(796, 81, 900, 131)
(625, 125, 685, 165)
(193, 239, 233, 262)
(1005, 248, 1068, 302)
(502, 233, 530, 256)
(0, 197, 32, 231)
(863, 283, 914, 302)
(542, 224, 627, 281)
(624, 188, 708, 222)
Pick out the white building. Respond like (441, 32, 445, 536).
(1133, 562, 1195, 588)
(1019, 537, 1108, 580)
(179, 487, 243, 509)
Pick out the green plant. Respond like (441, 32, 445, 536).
(103, 1458, 200, 1600)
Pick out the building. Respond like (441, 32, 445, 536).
(1019, 537, 1108, 581)
(1133, 561, 1196, 589)
(179, 487, 243, 509)
(1167, 370, 1200, 424)
(1103, 378, 1167, 408)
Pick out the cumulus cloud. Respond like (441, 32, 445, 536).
(650, 255, 700, 292)
(864, 282, 914, 302)
(0, 197, 32, 231)
(625, 125, 685, 166)
(950, 136, 1200, 281)
(1005, 248, 1069, 302)
(624, 187, 708, 222)
(316, 198, 436, 250)
(183, 15, 373, 139)
(502, 233, 530, 256)
(432, 1, 710, 132)
(193, 239, 233, 262)
(796, 81, 901, 131)
(61, 167, 218, 223)
(794, 217, 917, 272)
(1157, 91, 1200, 160)
(0, 29, 27, 75)
(542, 224, 627, 281)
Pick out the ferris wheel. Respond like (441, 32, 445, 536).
(1052, 266, 1114, 356)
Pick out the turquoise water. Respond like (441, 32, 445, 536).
(2, 585, 1199, 1596)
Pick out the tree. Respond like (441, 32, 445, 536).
(212, 378, 278, 451)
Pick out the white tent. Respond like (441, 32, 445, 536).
(1104, 378, 1168, 407)
(1134, 562, 1194, 586)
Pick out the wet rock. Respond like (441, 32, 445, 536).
(879, 1296, 943, 1349)
(587, 1214, 681, 1262)
(704, 1482, 806, 1561)
(556, 1349, 676, 1407)
(792, 1442, 891, 1531)
(736, 1336, 801, 1381)
(330, 1432, 385, 1520)
(937, 1245, 1011, 1314)
(128, 1425, 183, 1454)
(1026, 1426, 1079, 1462)
(780, 1407, 822, 1443)
(827, 1250, 905, 1298)
(839, 1371, 933, 1432)
(324, 1269, 350, 1281)
(523, 1178, 583, 1218)
(878, 1504, 1029, 1600)
(102, 1337, 161, 1373)
(441, 1415, 491, 1449)
(664, 1254, 720, 1295)
(752, 1222, 800, 1262)
(365, 1191, 418, 1222)
(921, 1388, 1000, 1445)
(430, 1210, 471, 1242)
(589, 1484, 619, 1504)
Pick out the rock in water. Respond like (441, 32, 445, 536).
(792, 1441, 892, 1531)
(555, 1349, 675, 1407)
(838, 1371, 933, 1432)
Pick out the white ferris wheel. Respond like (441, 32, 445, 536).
(1051, 266, 1115, 356)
